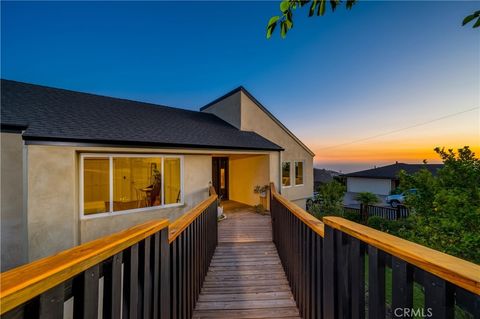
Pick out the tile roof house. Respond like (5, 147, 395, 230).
(0, 79, 314, 270)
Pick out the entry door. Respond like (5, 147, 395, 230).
(212, 157, 229, 200)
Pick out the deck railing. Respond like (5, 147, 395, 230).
(0, 187, 218, 319)
(168, 186, 218, 319)
(271, 183, 480, 319)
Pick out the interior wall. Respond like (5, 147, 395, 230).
(1, 132, 27, 271)
(229, 154, 269, 207)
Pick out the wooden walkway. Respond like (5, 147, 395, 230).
(193, 202, 300, 318)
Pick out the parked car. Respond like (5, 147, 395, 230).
(386, 189, 417, 208)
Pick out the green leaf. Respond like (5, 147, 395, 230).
(462, 13, 477, 26)
(309, 0, 317, 17)
(266, 16, 279, 39)
(267, 15, 280, 28)
(280, 21, 287, 38)
(280, 0, 290, 13)
(346, 0, 356, 9)
(473, 17, 480, 28)
(318, 0, 326, 16)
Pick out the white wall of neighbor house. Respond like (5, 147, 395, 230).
(346, 177, 392, 195)
(0, 132, 27, 271)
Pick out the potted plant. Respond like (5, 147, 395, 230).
(254, 185, 269, 198)
(217, 194, 224, 217)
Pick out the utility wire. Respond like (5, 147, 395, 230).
(319, 106, 479, 150)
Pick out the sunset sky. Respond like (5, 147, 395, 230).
(2, 1, 479, 173)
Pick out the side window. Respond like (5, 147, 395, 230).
(282, 161, 291, 187)
(294, 161, 304, 186)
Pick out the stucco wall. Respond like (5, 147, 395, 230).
(346, 177, 392, 195)
(229, 154, 269, 207)
(202, 91, 241, 129)
(240, 92, 314, 208)
(1, 132, 27, 270)
(26, 145, 213, 261)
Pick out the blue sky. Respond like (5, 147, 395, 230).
(2, 1, 479, 172)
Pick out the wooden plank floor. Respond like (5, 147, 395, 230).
(193, 202, 300, 319)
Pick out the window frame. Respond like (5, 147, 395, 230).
(281, 161, 292, 188)
(294, 160, 305, 187)
(80, 153, 184, 220)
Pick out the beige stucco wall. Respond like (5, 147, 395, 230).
(200, 91, 314, 209)
(25, 145, 214, 262)
(1, 133, 27, 270)
(347, 177, 392, 195)
(239, 92, 314, 207)
(229, 154, 269, 207)
(202, 91, 241, 129)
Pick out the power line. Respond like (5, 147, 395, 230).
(319, 106, 479, 151)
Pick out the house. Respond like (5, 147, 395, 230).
(341, 162, 443, 204)
(0, 79, 314, 270)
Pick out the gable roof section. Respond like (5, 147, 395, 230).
(342, 163, 444, 179)
(201, 86, 315, 157)
(0, 80, 283, 151)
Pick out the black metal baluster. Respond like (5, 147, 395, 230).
(123, 244, 139, 319)
(73, 264, 99, 319)
(103, 253, 122, 319)
(368, 246, 385, 319)
(159, 228, 170, 319)
(151, 233, 160, 319)
(391, 257, 413, 316)
(350, 238, 365, 319)
(424, 272, 454, 319)
(39, 284, 64, 318)
(323, 225, 336, 319)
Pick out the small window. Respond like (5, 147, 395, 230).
(294, 161, 304, 186)
(282, 161, 291, 187)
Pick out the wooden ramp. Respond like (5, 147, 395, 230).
(193, 203, 300, 318)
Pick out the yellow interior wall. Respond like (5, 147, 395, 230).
(164, 158, 181, 204)
(229, 154, 269, 207)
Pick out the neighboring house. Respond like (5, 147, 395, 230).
(0, 79, 314, 270)
(313, 168, 339, 190)
(341, 162, 443, 205)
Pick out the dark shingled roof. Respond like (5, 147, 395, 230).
(342, 163, 443, 179)
(1, 80, 283, 151)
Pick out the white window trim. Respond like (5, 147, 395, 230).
(294, 160, 305, 187)
(80, 153, 184, 220)
(281, 161, 292, 188)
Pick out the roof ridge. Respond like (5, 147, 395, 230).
(0, 78, 204, 115)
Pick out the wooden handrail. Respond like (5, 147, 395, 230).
(169, 194, 217, 244)
(324, 216, 480, 295)
(270, 182, 324, 237)
(0, 219, 169, 314)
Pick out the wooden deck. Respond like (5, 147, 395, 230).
(193, 202, 300, 318)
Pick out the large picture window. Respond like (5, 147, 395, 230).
(81, 154, 183, 217)
(282, 161, 291, 187)
(294, 161, 304, 186)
